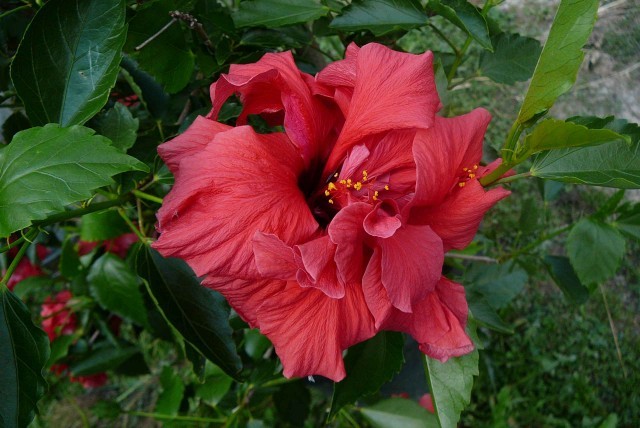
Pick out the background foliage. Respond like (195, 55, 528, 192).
(0, 0, 638, 427)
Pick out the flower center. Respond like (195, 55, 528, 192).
(457, 164, 479, 188)
(324, 169, 390, 205)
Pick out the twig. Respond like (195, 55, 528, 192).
(445, 253, 499, 263)
(599, 283, 628, 378)
(135, 18, 178, 51)
(169, 11, 213, 48)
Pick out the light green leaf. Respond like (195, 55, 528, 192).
(0, 125, 148, 238)
(530, 139, 640, 188)
(330, 0, 427, 36)
(87, 254, 148, 327)
(95, 103, 139, 153)
(233, 0, 329, 28)
(126, 0, 195, 93)
(361, 398, 439, 428)
(615, 209, 640, 241)
(517, 0, 599, 125)
(427, 0, 492, 51)
(195, 362, 233, 407)
(156, 366, 185, 416)
(425, 320, 479, 428)
(11, 0, 127, 126)
(80, 210, 130, 242)
(479, 32, 542, 84)
(0, 288, 50, 428)
(330, 332, 404, 419)
(567, 219, 625, 288)
(525, 118, 629, 154)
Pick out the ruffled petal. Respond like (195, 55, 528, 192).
(252, 232, 297, 281)
(208, 51, 334, 164)
(378, 225, 443, 313)
(364, 201, 402, 238)
(153, 126, 318, 278)
(158, 116, 231, 175)
(296, 235, 345, 299)
(411, 179, 510, 251)
(328, 202, 371, 286)
(324, 44, 439, 174)
(316, 42, 359, 89)
(256, 281, 376, 381)
(412, 109, 491, 207)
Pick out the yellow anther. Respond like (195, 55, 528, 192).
(384, 185, 389, 191)
(463, 167, 468, 172)
(469, 173, 476, 179)
(458, 182, 466, 187)
(324, 190, 331, 196)
(334, 173, 339, 177)
(328, 199, 334, 204)
(473, 164, 478, 170)
(372, 195, 378, 201)
(327, 182, 337, 191)
(339, 179, 347, 185)
(347, 179, 352, 184)
(354, 182, 363, 191)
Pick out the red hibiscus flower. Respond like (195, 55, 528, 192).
(78, 232, 138, 258)
(51, 364, 108, 389)
(41, 290, 77, 342)
(6, 258, 43, 291)
(153, 43, 509, 381)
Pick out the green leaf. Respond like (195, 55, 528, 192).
(615, 208, 640, 241)
(243, 329, 272, 361)
(11, 0, 127, 126)
(0, 125, 148, 238)
(424, 319, 479, 428)
(530, 139, 640, 189)
(516, 0, 599, 126)
(567, 219, 626, 288)
(544, 255, 589, 304)
(330, 0, 427, 36)
(59, 237, 83, 280)
(330, 332, 404, 419)
(233, 0, 329, 29)
(126, 0, 195, 93)
(195, 362, 233, 407)
(156, 366, 185, 416)
(87, 254, 148, 327)
(80, 210, 130, 242)
(468, 297, 513, 334)
(135, 246, 243, 380)
(0, 288, 50, 428)
(46, 334, 77, 368)
(479, 32, 542, 84)
(360, 398, 439, 428)
(465, 261, 528, 309)
(95, 103, 139, 153)
(427, 0, 492, 51)
(274, 380, 311, 426)
(525, 119, 629, 155)
(69, 342, 139, 376)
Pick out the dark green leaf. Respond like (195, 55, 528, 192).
(156, 366, 185, 416)
(568, 115, 640, 145)
(11, 276, 50, 300)
(0, 125, 148, 238)
(465, 261, 528, 309)
(69, 342, 139, 376)
(46, 334, 77, 368)
(543, 179, 564, 202)
(567, 219, 625, 287)
(468, 297, 513, 334)
(479, 32, 541, 84)
(126, 0, 195, 93)
(1, 111, 30, 144)
(274, 380, 311, 426)
(330, 0, 427, 36)
(120, 57, 170, 119)
(87, 254, 148, 327)
(544, 255, 589, 304)
(517, 0, 599, 125)
(186, 342, 206, 381)
(80, 210, 130, 242)
(11, 0, 127, 126)
(427, 0, 492, 50)
(95, 103, 139, 153)
(525, 119, 629, 154)
(330, 332, 404, 419)
(0, 288, 50, 428)
(615, 209, 640, 241)
(195, 362, 233, 407)
(135, 246, 243, 380)
(424, 319, 479, 428)
(518, 197, 539, 234)
(530, 139, 640, 188)
(240, 27, 312, 49)
(361, 398, 438, 428)
(233, 0, 329, 28)
(243, 329, 272, 361)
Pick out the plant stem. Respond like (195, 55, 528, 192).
(500, 224, 572, 261)
(490, 171, 532, 186)
(445, 253, 499, 263)
(599, 283, 627, 378)
(478, 161, 514, 187)
(34, 197, 127, 227)
(0, 4, 30, 19)
(127, 411, 225, 423)
(132, 189, 163, 204)
(135, 18, 177, 51)
(118, 208, 147, 241)
(0, 234, 27, 254)
(0, 228, 39, 288)
(447, 36, 472, 84)
(428, 24, 459, 55)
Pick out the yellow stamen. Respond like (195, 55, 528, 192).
(463, 167, 468, 172)
(334, 173, 339, 177)
(339, 179, 347, 185)
(469, 173, 475, 179)
(354, 182, 362, 191)
(324, 190, 330, 196)
(384, 185, 390, 190)
(327, 182, 337, 191)
(459, 182, 466, 187)
(328, 199, 334, 204)
(473, 164, 478, 170)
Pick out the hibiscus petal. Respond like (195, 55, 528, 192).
(158, 116, 231, 175)
(416, 278, 474, 362)
(378, 225, 444, 313)
(411, 179, 510, 251)
(364, 201, 402, 239)
(324, 44, 439, 174)
(256, 282, 375, 381)
(412, 108, 491, 207)
(328, 202, 371, 286)
(252, 232, 297, 281)
(208, 51, 331, 164)
(316, 42, 360, 88)
(296, 236, 345, 299)
(153, 126, 319, 278)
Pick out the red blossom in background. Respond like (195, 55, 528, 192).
(78, 232, 138, 258)
(40, 290, 77, 342)
(153, 43, 509, 381)
(51, 364, 108, 389)
(7, 258, 43, 291)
